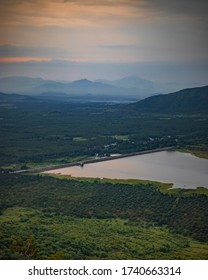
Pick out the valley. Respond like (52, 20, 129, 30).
(0, 85, 208, 259)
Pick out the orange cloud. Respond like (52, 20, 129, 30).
(0, 57, 51, 63)
(0, 0, 151, 29)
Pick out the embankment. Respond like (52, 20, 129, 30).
(12, 147, 173, 174)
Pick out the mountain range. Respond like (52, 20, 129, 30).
(0, 83, 207, 115)
(1, 76, 207, 112)
(0, 76, 183, 101)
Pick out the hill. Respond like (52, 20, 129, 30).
(0, 76, 46, 93)
(128, 86, 208, 114)
(0, 172, 208, 260)
(96, 75, 157, 91)
(0, 75, 182, 102)
(35, 78, 122, 95)
(96, 75, 182, 94)
(0, 76, 140, 101)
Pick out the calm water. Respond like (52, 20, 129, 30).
(45, 151, 208, 189)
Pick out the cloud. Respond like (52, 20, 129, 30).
(0, 59, 208, 86)
(0, 0, 207, 83)
(0, 57, 51, 63)
(144, 0, 208, 17)
(0, 45, 71, 58)
(0, 0, 152, 29)
(63, 0, 137, 6)
(1, 0, 206, 32)
(99, 44, 138, 49)
(64, 0, 208, 18)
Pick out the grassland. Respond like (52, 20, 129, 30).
(46, 175, 208, 196)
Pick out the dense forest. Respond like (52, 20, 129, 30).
(0, 172, 208, 259)
(0, 90, 208, 259)
(0, 92, 208, 169)
(129, 86, 208, 114)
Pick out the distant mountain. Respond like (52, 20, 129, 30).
(97, 75, 156, 89)
(0, 76, 46, 93)
(95, 75, 182, 94)
(0, 76, 143, 100)
(35, 78, 138, 97)
(0, 75, 186, 102)
(128, 86, 208, 114)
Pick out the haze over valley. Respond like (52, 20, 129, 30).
(0, 0, 208, 262)
(0, 75, 192, 102)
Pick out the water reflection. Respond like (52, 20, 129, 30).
(45, 151, 208, 189)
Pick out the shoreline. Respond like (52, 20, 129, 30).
(12, 147, 173, 174)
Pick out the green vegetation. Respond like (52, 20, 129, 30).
(73, 137, 88, 142)
(1, 206, 208, 260)
(0, 173, 207, 259)
(0, 93, 208, 169)
(51, 176, 208, 196)
(112, 135, 129, 141)
(128, 86, 208, 114)
(177, 144, 208, 159)
(0, 92, 208, 259)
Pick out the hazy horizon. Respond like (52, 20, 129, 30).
(0, 1, 208, 87)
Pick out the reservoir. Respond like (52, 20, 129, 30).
(45, 151, 208, 189)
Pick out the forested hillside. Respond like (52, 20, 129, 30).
(0, 87, 208, 260)
(0, 173, 207, 259)
(129, 86, 208, 114)
(1, 91, 208, 169)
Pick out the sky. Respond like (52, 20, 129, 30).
(0, 0, 208, 85)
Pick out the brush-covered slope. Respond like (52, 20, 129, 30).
(129, 86, 208, 114)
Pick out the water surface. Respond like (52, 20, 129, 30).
(45, 151, 208, 189)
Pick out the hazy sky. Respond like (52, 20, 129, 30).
(0, 0, 207, 84)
